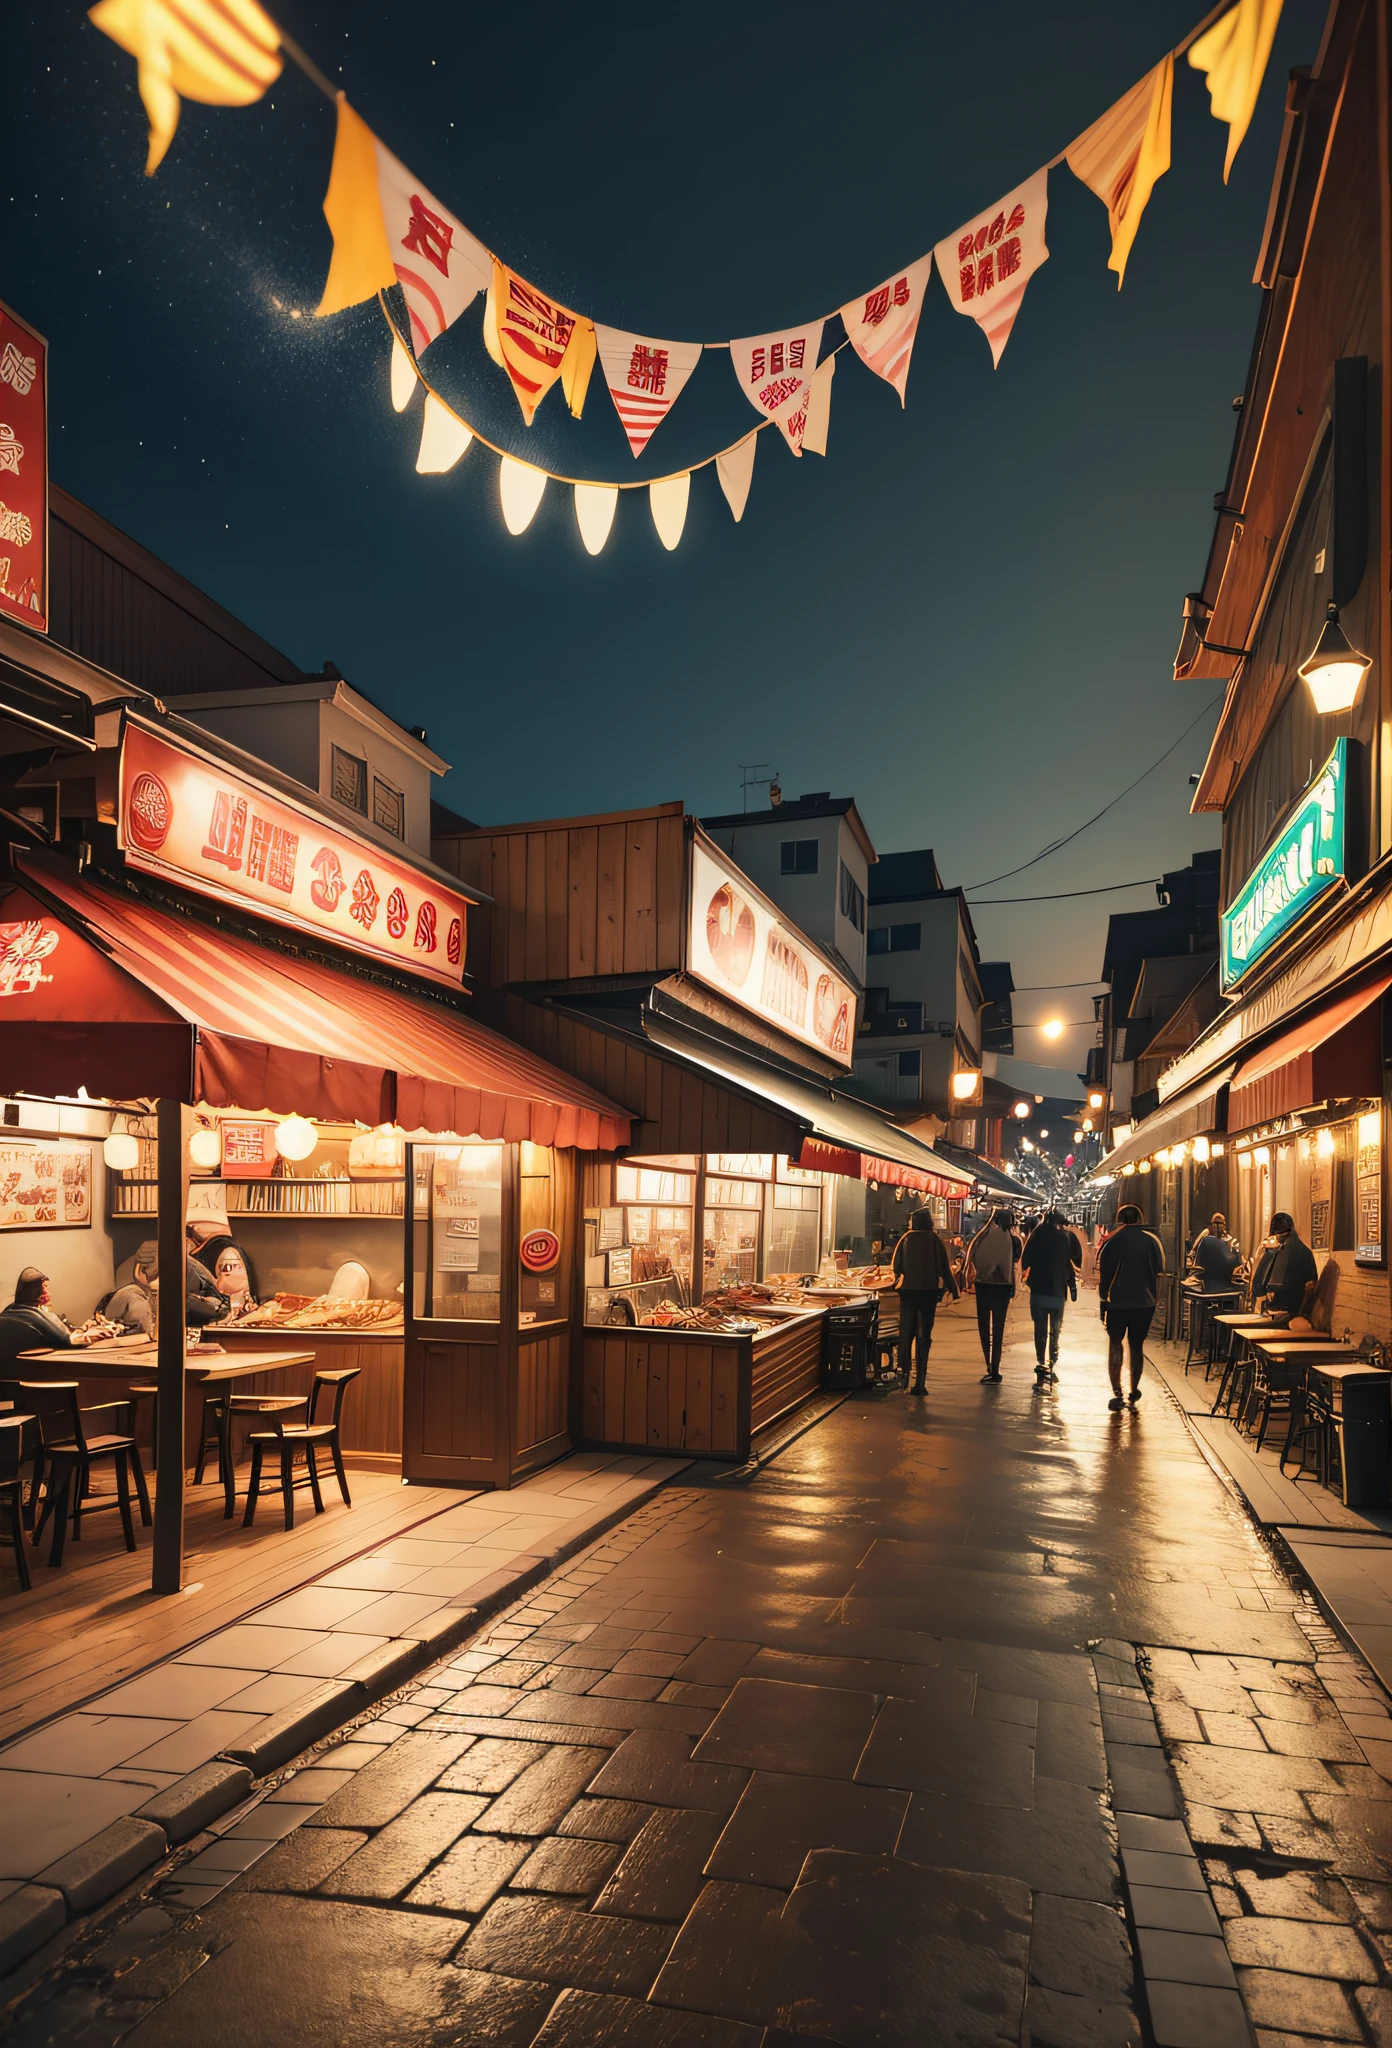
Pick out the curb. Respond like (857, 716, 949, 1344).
(0, 1463, 686, 1986)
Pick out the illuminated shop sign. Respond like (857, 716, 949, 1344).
(118, 719, 470, 989)
(1221, 740, 1347, 993)
(686, 833, 856, 1067)
(0, 298, 48, 634)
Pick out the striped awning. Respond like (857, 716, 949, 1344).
(2, 861, 631, 1150)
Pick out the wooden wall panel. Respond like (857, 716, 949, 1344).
(579, 1330, 754, 1457)
(403, 1339, 499, 1484)
(516, 1329, 569, 1456)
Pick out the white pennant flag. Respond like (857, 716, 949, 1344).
(934, 170, 1049, 367)
(594, 326, 703, 459)
(650, 474, 690, 551)
(416, 392, 473, 472)
(375, 139, 492, 355)
(717, 433, 757, 522)
(728, 319, 826, 455)
(840, 253, 933, 405)
(574, 483, 617, 556)
(802, 354, 835, 457)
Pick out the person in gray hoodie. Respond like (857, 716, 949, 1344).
(1098, 1203, 1166, 1409)
(967, 1209, 1023, 1384)
(891, 1208, 961, 1395)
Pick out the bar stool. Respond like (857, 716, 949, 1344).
(0, 1413, 32, 1591)
(1280, 1362, 1335, 1485)
(1184, 1292, 1242, 1375)
(1243, 1348, 1297, 1447)
(243, 1369, 360, 1530)
(1211, 1335, 1255, 1421)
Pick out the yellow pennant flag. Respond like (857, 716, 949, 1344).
(486, 262, 595, 425)
(89, 0, 282, 175)
(1065, 58, 1173, 288)
(1188, 0, 1285, 182)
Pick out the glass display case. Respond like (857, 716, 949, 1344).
(412, 1141, 503, 1322)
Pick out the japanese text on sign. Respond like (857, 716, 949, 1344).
(0, 302, 47, 632)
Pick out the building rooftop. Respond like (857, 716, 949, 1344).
(867, 849, 944, 904)
(700, 793, 877, 866)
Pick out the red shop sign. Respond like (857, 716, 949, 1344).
(118, 718, 470, 990)
(519, 1227, 561, 1272)
(0, 300, 48, 635)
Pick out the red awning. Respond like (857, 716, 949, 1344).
(1227, 973, 1392, 1131)
(0, 863, 631, 1150)
(796, 1137, 972, 1200)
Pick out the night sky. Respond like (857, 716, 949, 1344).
(8, 2, 1319, 1087)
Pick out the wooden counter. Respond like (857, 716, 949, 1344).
(580, 1306, 826, 1462)
(212, 1327, 404, 1470)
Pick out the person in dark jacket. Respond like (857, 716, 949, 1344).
(1020, 1211, 1081, 1388)
(1098, 1204, 1165, 1409)
(1251, 1213, 1318, 1316)
(0, 1267, 95, 1368)
(892, 1209, 960, 1395)
(1188, 1213, 1243, 1294)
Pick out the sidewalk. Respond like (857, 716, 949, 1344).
(1148, 1338, 1392, 1693)
(5, 1296, 1390, 2046)
(0, 1448, 689, 1977)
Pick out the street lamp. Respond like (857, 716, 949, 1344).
(1088, 1090, 1105, 1111)
(1040, 1019, 1065, 1041)
(1012, 1101, 1031, 1119)
(1298, 603, 1372, 714)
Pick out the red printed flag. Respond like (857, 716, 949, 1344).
(839, 253, 933, 405)
(0, 300, 47, 634)
(594, 325, 703, 459)
(934, 171, 1049, 367)
(485, 261, 596, 426)
(374, 139, 491, 355)
(727, 320, 826, 455)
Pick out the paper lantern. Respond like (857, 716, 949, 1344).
(499, 455, 547, 535)
(274, 1114, 318, 1161)
(389, 335, 419, 413)
(188, 1127, 222, 1169)
(103, 1131, 139, 1171)
(649, 473, 690, 551)
(416, 393, 472, 473)
(574, 483, 617, 556)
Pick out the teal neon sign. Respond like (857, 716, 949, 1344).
(1221, 739, 1347, 992)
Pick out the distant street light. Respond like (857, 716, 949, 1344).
(1013, 1101, 1031, 1119)
(1040, 1019, 1065, 1040)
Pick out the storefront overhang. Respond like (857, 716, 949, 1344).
(1101, 1066, 1236, 1172)
(0, 862, 632, 1149)
(962, 1155, 1028, 1201)
(639, 1017, 973, 1193)
(1227, 974, 1391, 1132)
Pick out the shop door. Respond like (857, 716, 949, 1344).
(403, 1142, 510, 1488)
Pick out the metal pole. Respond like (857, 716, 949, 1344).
(152, 1097, 188, 1595)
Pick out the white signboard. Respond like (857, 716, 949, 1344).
(686, 836, 856, 1067)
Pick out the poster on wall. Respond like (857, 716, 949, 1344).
(686, 834, 856, 1068)
(0, 1138, 91, 1227)
(0, 299, 48, 634)
(1355, 1109, 1383, 1267)
(1308, 1155, 1332, 1253)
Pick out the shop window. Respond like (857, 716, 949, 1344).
(898, 1050, 921, 1078)
(765, 1181, 821, 1276)
(1334, 1125, 1357, 1250)
(331, 746, 367, 814)
(781, 839, 818, 875)
(704, 1181, 762, 1290)
(839, 862, 865, 933)
(411, 1142, 502, 1321)
(588, 1158, 694, 1324)
(373, 776, 405, 840)
(867, 923, 921, 955)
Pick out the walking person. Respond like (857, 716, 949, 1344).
(966, 1207, 1022, 1385)
(891, 1207, 960, 1395)
(1098, 1203, 1165, 1409)
(1020, 1210, 1081, 1388)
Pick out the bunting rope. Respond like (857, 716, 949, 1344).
(87, 0, 1287, 547)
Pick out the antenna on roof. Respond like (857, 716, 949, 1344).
(739, 763, 780, 812)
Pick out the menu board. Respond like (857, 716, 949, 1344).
(1356, 1111, 1383, 1267)
(0, 1138, 91, 1228)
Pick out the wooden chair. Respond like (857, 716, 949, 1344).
(194, 1388, 307, 1516)
(0, 1413, 32, 1591)
(28, 1383, 139, 1565)
(243, 1368, 360, 1530)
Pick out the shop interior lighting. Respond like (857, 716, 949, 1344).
(1121, 1162, 1136, 1176)
(1358, 1110, 1381, 1149)
(1298, 603, 1372, 714)
(1082, 1118, 1094, 1132)
(1237, 1150, 1252, 1170)
(1192, 1135, 1210, 1163)
(1088, 1091, 1105, 1110)
(1138, 1160, 1152, 1173)
(1253, 1145, 1271, 1167)
(951, 1069, 982, 1101)
(274, 1114, 318, 1162)
(1316, 1127, 1336, 1158)
(1073, 1130, 1084, 1144)
(1212, 1141, 1225, 1158)
(1012, 1101, 1031, 1119)
(103, 1130, 140, 1171)
(188, 1125, 221, 1169)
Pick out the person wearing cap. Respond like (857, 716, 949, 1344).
(1251, 1213, 1318, 1317)
(0, 1267, 96, 1366)
(104, 1243, 159, 1337)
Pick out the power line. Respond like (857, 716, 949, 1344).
(1010, 979, 1107, 990)
(962, 696, 1223, 893)
(971, 877, 1160, 905)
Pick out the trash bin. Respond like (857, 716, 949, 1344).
(822, 1299, 878, 1390)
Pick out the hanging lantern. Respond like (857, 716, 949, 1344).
(103, 1130, 139, 1171)
(274, 1114, 318, 1162)
(188, 1126, 222, 1169)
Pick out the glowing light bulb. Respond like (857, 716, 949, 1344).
(103, 1131, 139, 1171)
(275, 1114, 318, 1162)
(188, 1127, 221, 1169)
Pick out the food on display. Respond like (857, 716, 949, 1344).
(234, 1291, 403, 1332)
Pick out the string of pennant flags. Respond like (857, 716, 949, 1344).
(89, 0, 1285, 553)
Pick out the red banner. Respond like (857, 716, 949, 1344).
(0, 301, 47, 634)
(117, 720, 470, 990)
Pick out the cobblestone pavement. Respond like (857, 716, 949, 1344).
(5, 1299, 1391, 2048)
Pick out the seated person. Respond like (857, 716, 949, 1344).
(212, 1243, 257, 1319)
(184, 1252, 228, 1327)
(1251, 1212, 1318, 1316)
(104, 1241, 158, 1336)
(0, 1266, 96, 1365)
